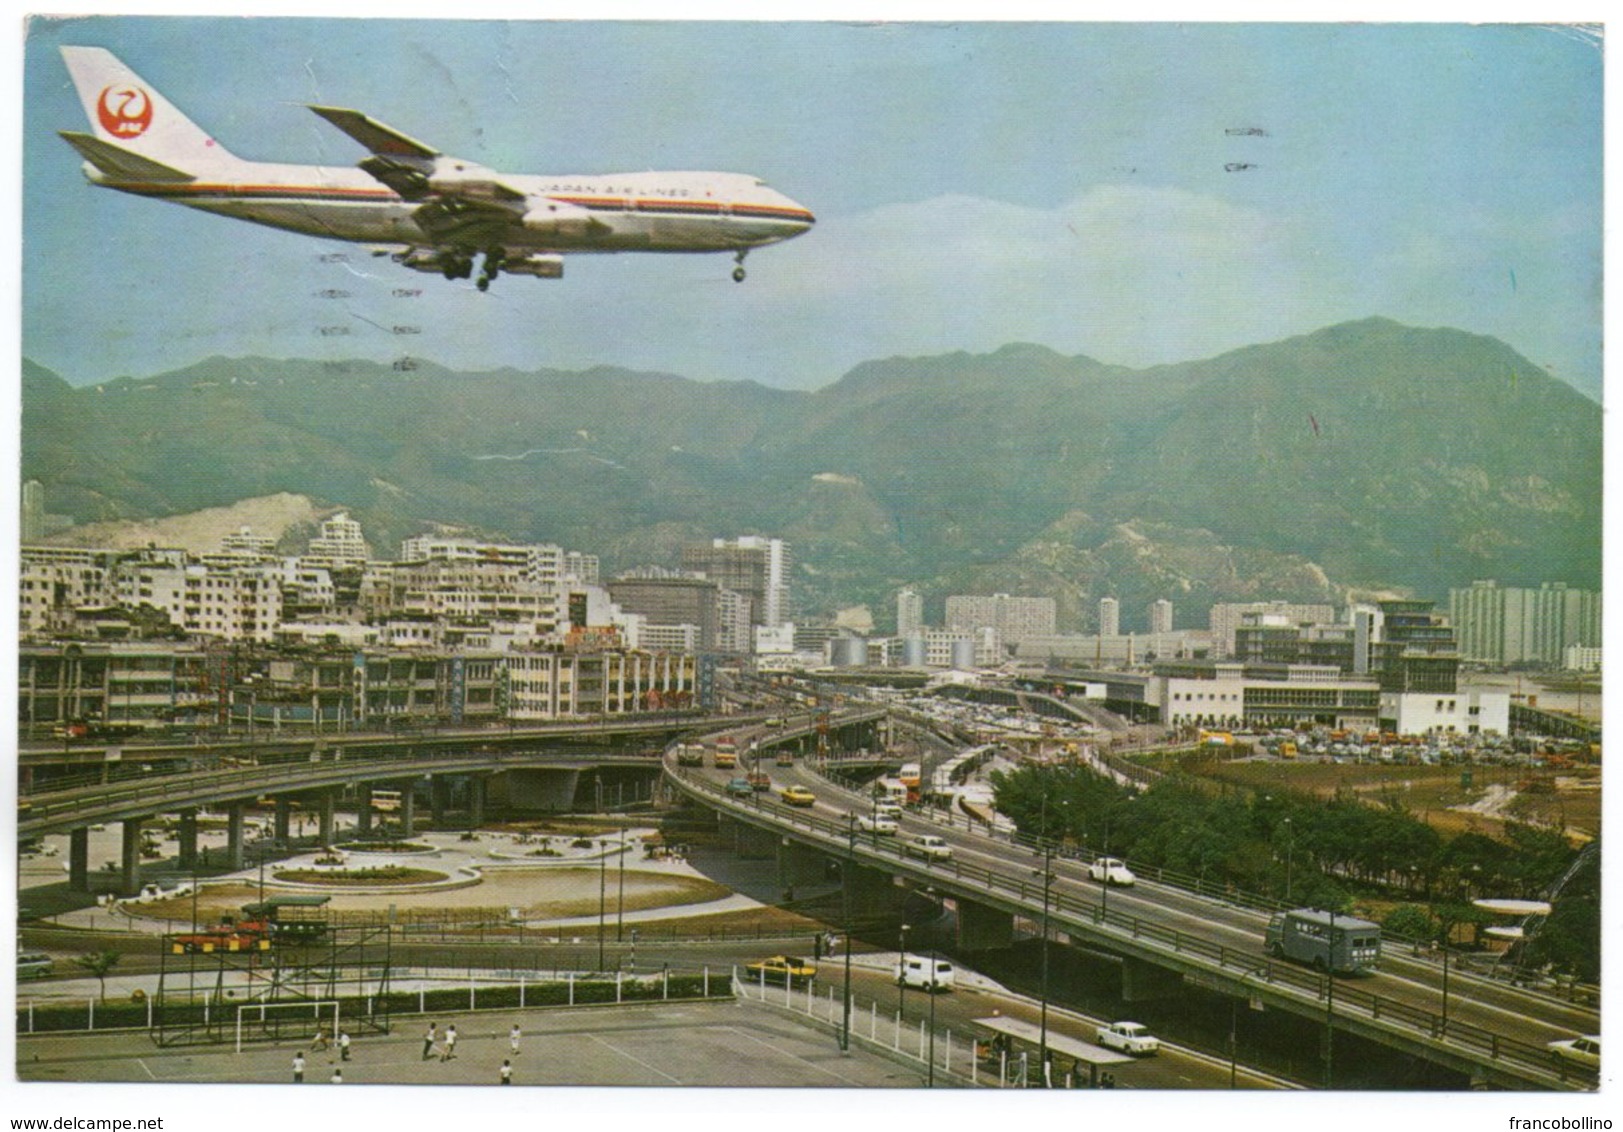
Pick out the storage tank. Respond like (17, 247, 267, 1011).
(950, 639, 977, 669)
(901, 637, 927, 667)
(828, 637, 870, 667)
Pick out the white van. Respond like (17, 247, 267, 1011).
(896, 955, 955, 992)
(873, 802, 904, 822)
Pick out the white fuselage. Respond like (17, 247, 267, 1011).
(90, 160, 815, 254)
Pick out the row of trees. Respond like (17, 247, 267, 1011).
(989, 763, 1597, 977)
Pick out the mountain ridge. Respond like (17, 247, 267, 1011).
(21, 318, 1600, 630)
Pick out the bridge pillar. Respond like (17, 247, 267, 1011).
(273, 798, 292, 843)
(318, 791, 336, 846)
(355, 784, 372, 834)
(429, 777, 447, 825)
(120, 817, 146, 895)
(731, 820, 778, 861)
(399, 782, 417, 838)
(956, 898, 1015, 950)
(503, 769, 580, 812)
(777, 839, 826, 893)
(226, 804, 246, 870)
(1122, 957, 1185, 1002)
(68, 826, 90, 892)
(176, 810, 198, 870)
(469, 776, 487, 828)
(846, 863, 901, 916)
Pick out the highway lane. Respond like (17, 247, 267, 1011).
(673, 746, 1595, 1085)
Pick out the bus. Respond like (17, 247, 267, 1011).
(713, 738, 738, 769)
(1265, 908, 1381, 974)
(898, 763, 922, 804)
(371, 789, 403, 813)
(674, 744, 706, 767)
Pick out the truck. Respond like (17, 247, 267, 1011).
(674, 744, 706, 767)
(240, 896, 331, 945)
(1265, 908, 1381, 974)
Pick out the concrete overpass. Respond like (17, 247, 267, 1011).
(663, 749, 1597, 1092)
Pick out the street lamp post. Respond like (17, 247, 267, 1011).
(1284, 817, 1294, 903)
(616, 827, 626, 942)
(923, 888, 938, 1088)
(841, 814, 856, 1053)
(597, 837, 608, 972)
(1323, 908, 1336, 1089)
(1035, 845, 1055, 1075)
(897, 921, 910, 1019)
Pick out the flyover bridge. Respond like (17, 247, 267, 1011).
(663, 750, 1597, 1092)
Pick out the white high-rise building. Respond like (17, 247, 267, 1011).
(304, 512, 372, 569)
(945, 593, 1056, 647)
(1149, 599, 1174, 636)
(897, 588, 924, 637)
(681, 536, 792, 631)
(1099, 597, 1120, 638)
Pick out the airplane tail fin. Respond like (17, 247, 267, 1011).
(59, 46, 241, 175)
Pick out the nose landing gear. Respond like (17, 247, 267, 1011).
(732, 249, 748, 283)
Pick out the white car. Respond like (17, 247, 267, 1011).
(857, 813, 898, 835)
(1089, 857, 1136, 886)
(1095, 1021, 1159, 1056)
(904, 834, 953, 861)
(1547, 1035, 1600, 1071)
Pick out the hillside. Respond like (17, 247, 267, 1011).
(21, 320, 1601, 630)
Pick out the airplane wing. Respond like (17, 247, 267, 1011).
(308, 104, 528, 206)
(307, 105, 437, 159)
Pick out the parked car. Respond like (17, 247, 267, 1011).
(725, 777, 754, 798)
(903, 834, 953, 861)
(1548, 1035, 1601, 1071)
(779, 786, 816, 807)
(745, 955, 816, 986)
(857, 813, 898, 835)
(1088, 857, 1136, 887)
(1095, 1021, 1159, 1055)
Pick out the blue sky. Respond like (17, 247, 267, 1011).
(21, 17, 1603, 397)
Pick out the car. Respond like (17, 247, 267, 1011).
(747, 771, 773, 792)
(1089, 857, 1136, 887)
(725, 777, 754, 798)
(1547, 1035, 1600, 1071)
(780, 786, 816, 807)
(873, 802, 905, 822)
(897, 955, 955, 991)
(857, 813, 898, 835)
(903, 834, 953, 861)
(1095, 1021, 1159, 1056)
(744, 955, 817, 986)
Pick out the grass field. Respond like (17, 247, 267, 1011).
(1190, 758, 1600, 842)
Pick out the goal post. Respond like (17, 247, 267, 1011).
(235, 1000, 340, 1054)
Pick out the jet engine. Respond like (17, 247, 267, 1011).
(502, 254, 565, 279)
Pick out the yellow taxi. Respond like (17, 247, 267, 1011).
(779, 785, 816, 807)
(745, 955, 817, 986)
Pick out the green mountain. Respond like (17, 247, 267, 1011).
(22, 319, 1601, 631)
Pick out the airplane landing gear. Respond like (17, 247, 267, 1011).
(477, 249, 504, 292)
(732, 249, 748, 283)
(442, 255, 474, 281)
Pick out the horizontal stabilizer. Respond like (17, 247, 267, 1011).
(309, 105, 439, 159)
(59, 130, 195, 182)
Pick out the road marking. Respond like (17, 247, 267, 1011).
(586, 1032, 684, 1085)
(136, 1059, 157, 1080)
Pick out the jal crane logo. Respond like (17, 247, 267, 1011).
(96, 84, 153, 138)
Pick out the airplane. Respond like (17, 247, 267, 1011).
(57, 46, 815, 290)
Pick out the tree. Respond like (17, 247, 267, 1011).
(1381, 903, 1438, 951)
(73, 949, 122, 1003)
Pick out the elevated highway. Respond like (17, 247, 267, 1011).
(663, 735, 1598, 1092)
